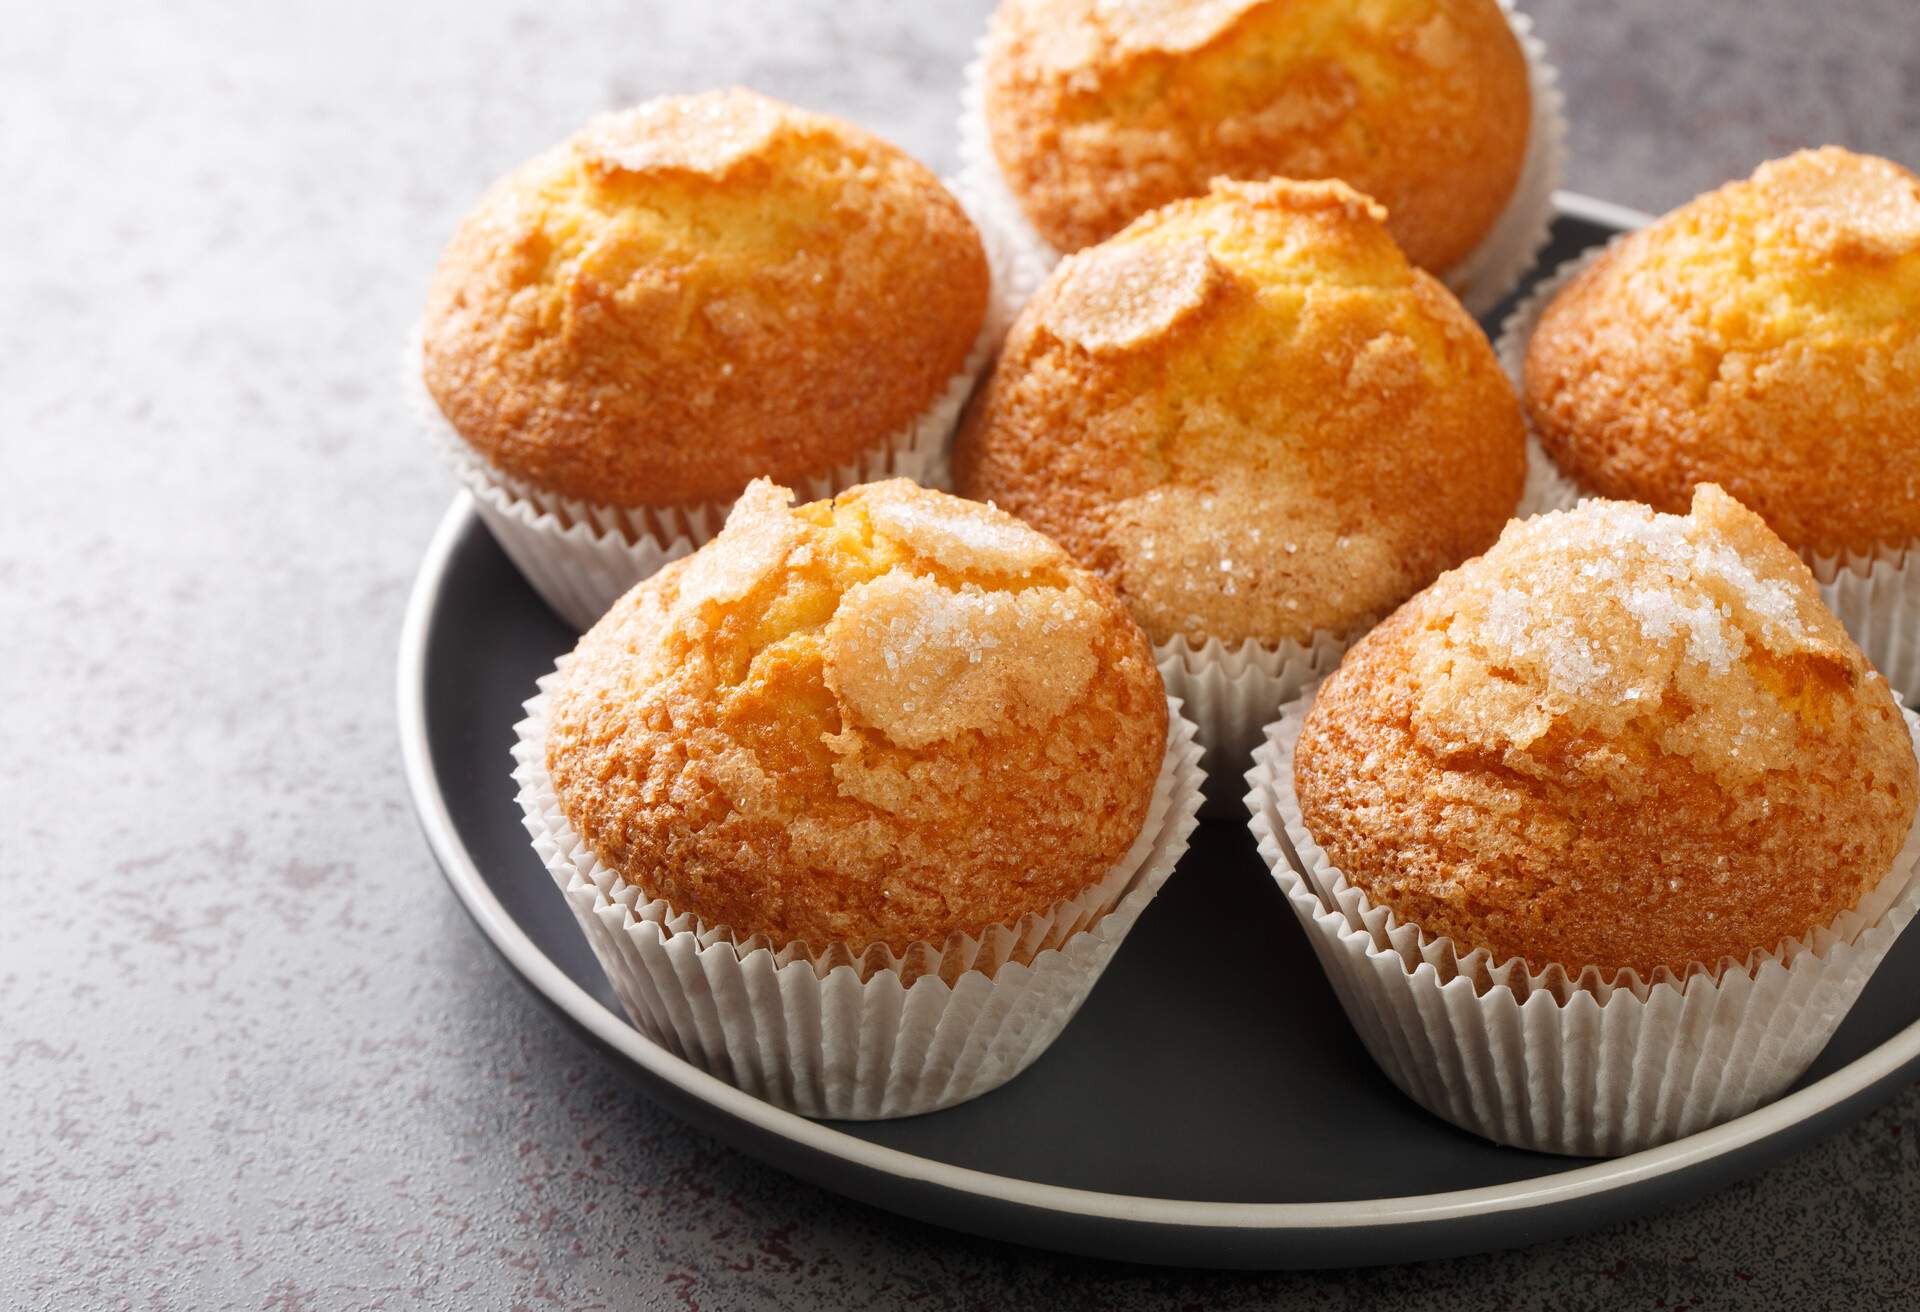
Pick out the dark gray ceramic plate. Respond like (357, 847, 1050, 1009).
(398, 195, 1920, 1270)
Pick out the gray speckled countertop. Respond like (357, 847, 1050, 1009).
(5, 1, 1918, 1307)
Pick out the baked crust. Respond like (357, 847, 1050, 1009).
(953, 177, 1526, 648)
(544, 479, 1168, 954)
(982, 0, 1531, 272)
(1524, 147, 1920, 556)
(422, 89, 988, 508)
(1294, 485, 1919, 978)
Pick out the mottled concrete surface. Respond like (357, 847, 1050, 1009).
(4, 1, 1918, 1307)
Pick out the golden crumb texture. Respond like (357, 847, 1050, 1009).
(982, 0, 1531, 272)
(544, 478, 1169, 954)
(953, 177, 1526, 648)
(1294, 485, 1919, 979)
(421, 88, 989, 508)
(1525, 147, 1920, 556)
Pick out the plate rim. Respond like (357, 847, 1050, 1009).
(397, 190, 1920, 1238)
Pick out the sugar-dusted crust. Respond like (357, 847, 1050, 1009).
(1525, 147, 1920, 557)
(544, 479, 1168, 953)
(982, 0, 1531, 272)
(422, 89, 988, 508)
(1295, 486, 1920, 978)
(952, 177, 1526, 648)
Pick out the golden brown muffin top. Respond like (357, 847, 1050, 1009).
(1294, 485, 1919, 979)
(953, 177, 1527, 648)
(982, 0, 1531, 273)
(544, 479, 1168, 957)
(422, 89, 988, 508)
(1525, 147, 1920, 557)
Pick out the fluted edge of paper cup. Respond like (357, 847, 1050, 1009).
(1155, 629, 1351, 817)
(1445, 0, 1566, 318)
(511, 662, 1205, 1120)
(1245, 684, 1920, 1156)
(407, 176, 1007, 631)
(954, 34, 1057, 324)
(1813, 541, 1920, 708)
(1495, 241, 1614, 521)
(953, 0, 1563, 322)
(1517, 434, 1582, 517)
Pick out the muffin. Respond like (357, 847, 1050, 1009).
(1296, 483, 1916, 975)
(1249, 485, 1920, 1154)
(1521, 148, 1920, 559)
(417, 88, 993, 629)
(971, 0, 1549, 299)
(953, 177, 1527, 786)
(516, 478, 1204, 1117)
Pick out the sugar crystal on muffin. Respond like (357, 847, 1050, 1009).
(1294, 485, 1919, 978)
(955, 177, 1527, 650)
(544, 479, 1169, 955)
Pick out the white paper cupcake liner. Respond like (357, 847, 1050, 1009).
(513, 664, 1205, 1120)
(1155, 630, 1350, 817)
(955, 0, 1565, 320)
(410, 178, 1021, 633)
(1814, 542, 1920, 707)
(1494, 240, 1607, 523)
(1517, 433, 1583, 517)
(1500, 248, 1920, 702)
(1246, 686, 1920, 1157)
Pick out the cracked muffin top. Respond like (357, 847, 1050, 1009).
(954, 177, 1526, 649)
(982, 0, 1531, 273)
(1525, 147, 1920, 557)
(1295, 485, 1918, 979)
(423, 89, 988, 508)
(544, 479, 1168, 956)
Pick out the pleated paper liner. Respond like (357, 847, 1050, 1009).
(411, 178, 1025, 633)
(514, 664, 1206, 1120)
(1498, 247, 1920, 705)
(1812, 543, 1920, 705)
(1493, 241, 1611, 524)
(954, 0, 1566, 320)
(1246, 686, 1920, 1157)
(1156, 631, 1349, 817)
